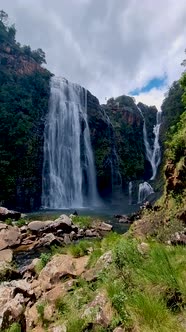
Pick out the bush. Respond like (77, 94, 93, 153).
(35, 252, 51, 273)
(6, 323, 21, 332)
(72, 216, 92, 228)
(68, 240, 90, 258)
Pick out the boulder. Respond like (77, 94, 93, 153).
(54, 214, 72, 226)
(0, 249, 13, 263)
(82, 251, 112, 282)
(0, 207, 21, 221)
(50, 325, 67, 332)
(85, 229, 100, 237)
(28, 215, 72, 235)
(38, 254, 88, 287)
(137, 242, 150, 255)
(93, 221, 113, 232)
(0, 294, 26, 331)
(0, 223, 7, 230)
(83, 292, 113, 328)
(0, 225, 21, 249)
(25, 302, 39, 329)
(36, 233, 62, 248)
(28, 220, 51, 232)
(42, 280, 76, 303)
(44, 303, 55, 321)
(0, 238, 8, 251)
(113, 328, 125, 332)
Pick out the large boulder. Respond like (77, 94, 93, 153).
(38, 254, 88, 290)
(0, 280, 33, 330)
(0, 207, 21, 221)
(0, 225, 21, 249)
(27, 220, 52, 232)
(28, 215, 72, 235)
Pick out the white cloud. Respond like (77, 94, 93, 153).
(0, 0, 185, 107)
(135, 87, 166, 111)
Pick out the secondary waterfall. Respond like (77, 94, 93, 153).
(128, 181, 133, 205)
(42, 77, 99, 209)
(138, 182, 154, 204)
(138, 106, 161, 180)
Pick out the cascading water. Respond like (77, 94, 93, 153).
(138, 182, 154, 204)
(137, 106, 162, 180)
(42, 76, 99, 209)
(128, 181, 133, 205)
(137, 106, 162, 203)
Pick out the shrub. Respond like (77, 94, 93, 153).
(72, 216, 92, 228)
(35, 252, 51, 273)
(68, 240, 91, 258)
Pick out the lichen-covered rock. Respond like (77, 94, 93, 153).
(82, 292, 113, 328)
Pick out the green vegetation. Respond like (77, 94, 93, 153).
(68, 239, 91, 257)
(5, 323, 21, 332)
(43, 235, 186, 332)
(35, 252, 52, 274)
(0, 11, 51, 210)
(72, 215, 92, 228)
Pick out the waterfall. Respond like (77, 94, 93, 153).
(138, 182, 154, 204)
(42, 77, 99, 209)
(128, 181, 133, 205)
(138, 106, 161, 180)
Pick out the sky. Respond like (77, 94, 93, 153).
(1, 0, 186, 110)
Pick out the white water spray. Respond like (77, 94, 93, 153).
(42, 77, 99, 209)
(138, 182, 154, 204)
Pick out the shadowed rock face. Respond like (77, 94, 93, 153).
(87, 93, 157, 197)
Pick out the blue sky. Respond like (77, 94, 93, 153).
(130, 76, 167, 96)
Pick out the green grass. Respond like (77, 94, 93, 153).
(72, 215, 92, 228)
(5, 323, 21, 332)
(35, 252, 52, 274)
(67, 239, 91, 257)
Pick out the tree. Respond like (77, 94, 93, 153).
(0, 10, 8, 25)
(32, 48, 46, 64)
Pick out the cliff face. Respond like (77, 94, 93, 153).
(0, 43, 46, 75)
(87, 93, 157, 197)
(0, 21, 51, 210)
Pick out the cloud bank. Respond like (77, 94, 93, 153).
(1, 0, 186, 108)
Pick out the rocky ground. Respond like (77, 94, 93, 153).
(0, 208, 116, 331)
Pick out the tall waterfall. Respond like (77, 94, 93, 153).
(42, 77, 99, 209)
(138, 106, 161, 180)
(138, 182, 154, 204)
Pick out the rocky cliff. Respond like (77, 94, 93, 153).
(87, 94, 157, 198)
